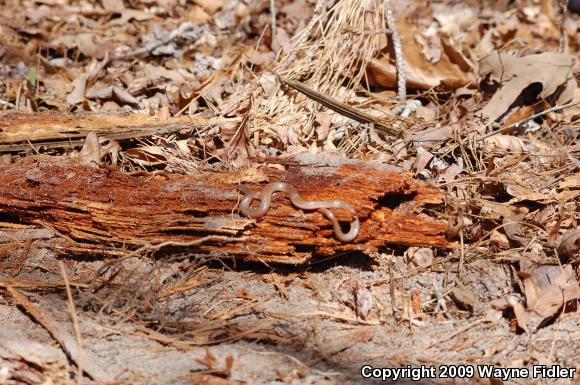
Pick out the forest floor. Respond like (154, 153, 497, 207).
(0, 0, 579, 384)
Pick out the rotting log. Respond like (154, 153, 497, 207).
(0, 155, 452, 264)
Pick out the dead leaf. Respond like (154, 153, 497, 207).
(503, 214, 528, 246)
(526, 265, 580, 317)
(490, 230, 510, 248)
(483, 135, 527, 154)
(248, 51, 276, 66)
(557, 228, 580, 261)
(513, 265, 580, 331)
(66, 57, 111, 105)
(451, 277, 476, 310)
(405, 247, 434, 268)
(479, 52, 576, 122)
(194, 0, 225, 14)
(108, 9, 154, 26)
(79, 132, 101, 166)
(354, 284, 374, 320)
(437, 162, 463, 185)
(79, 132, 120, 167)
(66, 75, 89, 105)
(559, 172, 580, 189)
(187, 5, 210, 22)
(144, 63, 189, 83)
(222, 113, 252, 168)
(102, 0, 125, 12)
(412, 147, 433, 176)
(85, 85, 140, 107)
(367, 21, 474, 91)
(407, 124, 452, 143)
(281, 0, 312, 20)
(50, 33, 103, 58)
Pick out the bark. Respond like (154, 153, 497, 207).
(0, 155, 452, 264)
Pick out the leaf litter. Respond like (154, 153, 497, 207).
(0, 0, 579, 384)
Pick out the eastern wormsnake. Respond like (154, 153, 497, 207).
(237, 182, 359, 242)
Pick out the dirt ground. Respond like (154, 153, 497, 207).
(1, 225, 579, 385)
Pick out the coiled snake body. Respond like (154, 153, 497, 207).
(238, 182, 359, 242)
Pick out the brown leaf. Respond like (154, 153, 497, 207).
(557, 228, 580, 261)
(503, 214, 528, 246)
(367, 21, 474, 91)
(527, 266, 580, 318)
(85, 85, 139, 107)
(514, 265, 580, 331)
(79, 132, 121, 167)
(66, 75, 89, 105)
(194, 0, 225, 14)
(490, 230, 510, 248)
(124, 146, 168, 167)
(354, 284, 374, 320)
(222, 113, 252, 168)
(79, 132, 101, 166)
(405, 247, 434, 268)
(407, 125, 452, 144)
(451, 277, 476, 310)
(281, 0, 312, 20)
(66, 57, 110, 105)
(483, 135, 527, 154)
(479, 52, 576, 122)
(102, 0, 125, 12)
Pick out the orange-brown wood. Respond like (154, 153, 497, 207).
(0, 156, 451, 264)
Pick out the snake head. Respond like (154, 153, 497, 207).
(236, 184, 251, 195)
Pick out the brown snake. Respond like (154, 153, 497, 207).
(237, 182, 359, 242)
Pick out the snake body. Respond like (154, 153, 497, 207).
(238, 182, 359, 242)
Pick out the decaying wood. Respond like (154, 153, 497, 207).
(0, 155, 451, 264)
(0, 111, 235, 152)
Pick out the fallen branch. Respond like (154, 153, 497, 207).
(0, 155, 451, 264)
(0, 111, 234, 152)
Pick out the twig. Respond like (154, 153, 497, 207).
(270, 0, 277, 43)
(419, 318, 486, 351)
(385, 0, 406, 103)
(559, 0, 569, 53)
(0, 278, 89, 289)
(12, 237, 32, 276)
(0, 99, 16, 108)
(477, 100, 580, 141)
(59, 262, 84, 385)
(278, 76, 405, 136)
(458, 229, 464, 279)
(389, 258, 399, 320)
(7, 286, 110, 381)
(276, 310, 381, 325)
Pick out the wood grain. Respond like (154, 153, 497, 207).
(0, 156, 451, 264)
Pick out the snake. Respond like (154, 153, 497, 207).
(237, 182, 359, 242)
